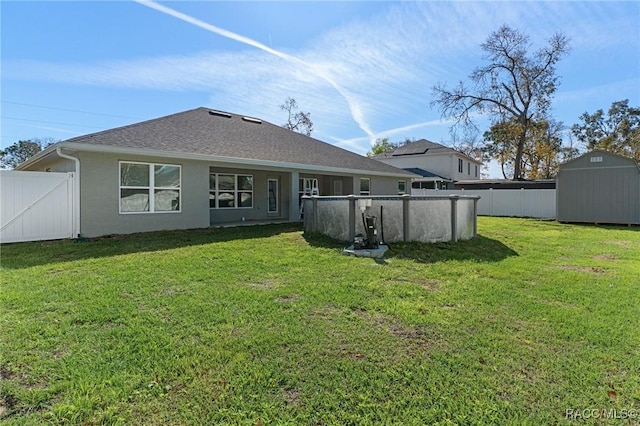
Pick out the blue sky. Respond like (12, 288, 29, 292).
(2, 1, 639, 176)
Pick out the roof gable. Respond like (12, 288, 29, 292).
(559, 149, 640, 171)
(38, 107, 414, 177)
(373, 139, 481, 163)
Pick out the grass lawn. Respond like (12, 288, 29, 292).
(1, 217, 639, 425)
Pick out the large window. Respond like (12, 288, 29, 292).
(120, 162, 181, 213)
(210, 173, 253, 209)
(359, 178, 371, 195)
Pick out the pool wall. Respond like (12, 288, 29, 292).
(303, 195, 480, 243)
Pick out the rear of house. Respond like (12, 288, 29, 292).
(16, 107, 416, 238)
(556, 150, 640, 225)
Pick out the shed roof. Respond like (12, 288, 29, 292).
(559, 150, 640, 171)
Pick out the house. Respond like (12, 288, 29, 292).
(556, 150, 640, 225)
(373, 139, 483, 189)
(16, 107, 417, 238)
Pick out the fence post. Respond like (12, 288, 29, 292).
(311, 196, 319, 233)
(402, 194, 411, 242)
(450, 195, 459, 242)
(473, 197, 479, 238)
(348, 195, 356, 242)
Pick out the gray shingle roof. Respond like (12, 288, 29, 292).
(373, 139, 461, 159)
(61, 107, 414, 176)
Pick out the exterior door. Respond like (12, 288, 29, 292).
(333, 179, 343, 196)
(268, 178, 279, 215)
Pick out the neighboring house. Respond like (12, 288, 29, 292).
(373, 139, 483, 189)
(556, 150, 640, 225)
(17, 107, 416, 238)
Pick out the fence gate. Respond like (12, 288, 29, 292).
(1, 171, 76, 243)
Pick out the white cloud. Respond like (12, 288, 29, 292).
(3, 1, 638, 152)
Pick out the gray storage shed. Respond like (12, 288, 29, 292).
(556, 150, 640, 225)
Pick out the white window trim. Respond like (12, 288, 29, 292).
(209, 173, 254, 209)
(359, 177, 371, 195)
(119, 161, 181, 214)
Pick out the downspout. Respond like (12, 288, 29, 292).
(56, 148, 81, 239)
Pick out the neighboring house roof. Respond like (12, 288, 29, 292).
(373, 138, 481, 164)
(403, 168, 448, 180)
(20, 107, 415, 177)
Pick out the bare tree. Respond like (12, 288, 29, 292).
(432, 25, 570, 180)
(280, 97, 313, 136)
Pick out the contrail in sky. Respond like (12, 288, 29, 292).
(133, 0, 376, 141)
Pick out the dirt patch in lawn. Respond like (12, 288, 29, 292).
(247, 279, 279, 290)
(593, 254, 617, 261)
(604, 240, 634, 248)
(282, 388, 301, 406)
(0, 395, 16, 418)
(384, 276, 442, 291)
(558, 265, 608, 275)
(354, 310, 446, 354)
(274, 294, 300, 303)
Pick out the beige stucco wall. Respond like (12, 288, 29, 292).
(353, 175, 407, 195)
(208, 166, 291, 225)
(78, 152, 210, 237)
(23, 148, 415, 237)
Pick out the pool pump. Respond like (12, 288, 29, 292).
(354, 213, 379, 250)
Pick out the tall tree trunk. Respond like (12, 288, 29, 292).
(513, 117, 529, 180)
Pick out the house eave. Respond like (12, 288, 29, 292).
(57, 142, 416, 178)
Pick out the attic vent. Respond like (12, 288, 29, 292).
(209, 110, 232, 118)
(242, 116, 262, 124)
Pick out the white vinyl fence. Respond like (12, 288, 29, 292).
(412, 188, 556, 219)
(1, 171, 76, 243)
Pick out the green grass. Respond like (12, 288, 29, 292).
(1, 217, 639, 425)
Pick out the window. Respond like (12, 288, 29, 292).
(468, 162, 471, 175)
(120, 162, 181, 213)
(458, 158, 463, 173)
(209, 173, 253, 209)
(411, 181, 436, 190)
(359, 178, 371, 195)
(397, 180, 406, 194)
(475, 165, 479, 177)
